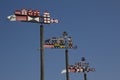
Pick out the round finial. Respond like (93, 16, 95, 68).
(81, 57, 86, 61)
(62, 31, 68, 37)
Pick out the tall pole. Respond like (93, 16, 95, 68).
(84, 73, 87, 80)
(63, 31, 70, 80)
(65, 49, 69, 80)
(40, 24, 44, 80)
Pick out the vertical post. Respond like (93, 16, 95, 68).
(84, 73, 87, 80)
(40, 24, 44, 80)
(65, 49, 69, 80)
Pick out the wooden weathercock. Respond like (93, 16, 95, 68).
(44, 32, 77, 80)
(7, 8, 59, 80)
(61, 57, 95, 80)
(44, 31, 77, 49)
(7, 9, 58, 24)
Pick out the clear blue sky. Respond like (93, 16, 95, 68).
(0, 0, 120, 80)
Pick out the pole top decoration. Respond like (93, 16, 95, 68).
(7, 8, 58, 24)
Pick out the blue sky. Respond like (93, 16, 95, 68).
(0, 0, 120, 80)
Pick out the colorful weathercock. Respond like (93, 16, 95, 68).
(7, 9, 58, 24)
(44, 32, 77, 49)
(61, 57, 95, 74)
(7, 9, 59, 80)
